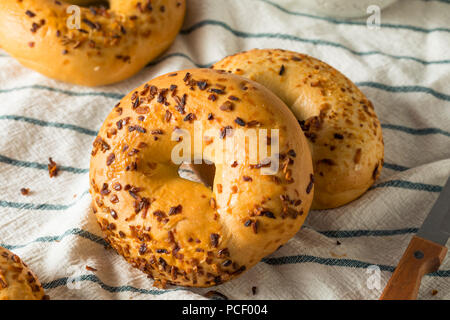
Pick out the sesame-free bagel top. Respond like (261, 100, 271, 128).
(213, 49, 384, 209)
(0, 246, 47, 300)
(89, 68, 314, 287)
(0, 0, 185, 86)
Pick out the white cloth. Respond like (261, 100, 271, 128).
(0, 0, 449, 300)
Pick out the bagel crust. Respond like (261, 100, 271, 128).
(213, 49, 384, 209)
(89, 68, 314, 287)
(0, 0, 186, 86)
(0, 247, 47, 300)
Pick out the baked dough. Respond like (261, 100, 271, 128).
(213, 49, 384, 209)
(89, 68, 314, 287)
(0, 0, 186, 86)
(0, 246, 48, 300)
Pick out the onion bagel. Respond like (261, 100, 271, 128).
(0, 0, 186, 86)
(213, 49, 384, 209)
(0, 246, 47, 300)
(89, 68, 314, 287)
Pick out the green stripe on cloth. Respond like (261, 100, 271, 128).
(42, 274, 180, 294)
(0, 153, 410, 175)
(421, 0, 450, 3)
(381, 123, 450, 138)
(0, 228, 108, 250)
(147, 52, 212, 68)
(0, 190, 89, 211)
(262, 254, 450, 277)
(0, 85, 124, 100)
(256, 0, 450, 34)
(0, 115, 98, 136)
(382, 163, 409, 171)
(371, 180, 443, 192)
(0, 154, 89, 174)
(357, 82, 450, 101)
(180, 20, 450, 65)
(1, 113, 449, 140)
(2, 80, 450, 103)
(263, 254, 395, 271)
(0, 179, 441, 213)
(0, 226, 419, 251)
(318, 228, 418, 238)
(4, 229, 449, 283)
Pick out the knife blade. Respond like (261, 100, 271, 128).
(416, 176, 450, 246)
(380, 175, 450, 300)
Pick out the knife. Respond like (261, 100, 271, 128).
(380, 176, 450, 300)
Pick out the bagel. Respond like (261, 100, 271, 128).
(89, 68, 314, 287)
(0, 246, 48, 300)
(0, 0, 186, 86)
(213, 49, 384, 209)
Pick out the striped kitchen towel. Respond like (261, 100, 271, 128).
(0, 0, 449, 300)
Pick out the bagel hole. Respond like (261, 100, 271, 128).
(65, 0, 110, 9)
(179, 162, 216, 189)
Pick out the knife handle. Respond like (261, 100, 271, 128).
(380, 235, 448, 300)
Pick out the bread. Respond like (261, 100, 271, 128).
(89, 68, 314, 287)
(213, 49, 384, 209)
(0, 246, 48, 300)
(0, 0, 186, 86)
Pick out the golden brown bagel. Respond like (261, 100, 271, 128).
(213, 49, 384, 209)
(0, 247, 48, 300)
(0, 0, 185, 86)
(89, 68, 314, 287)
